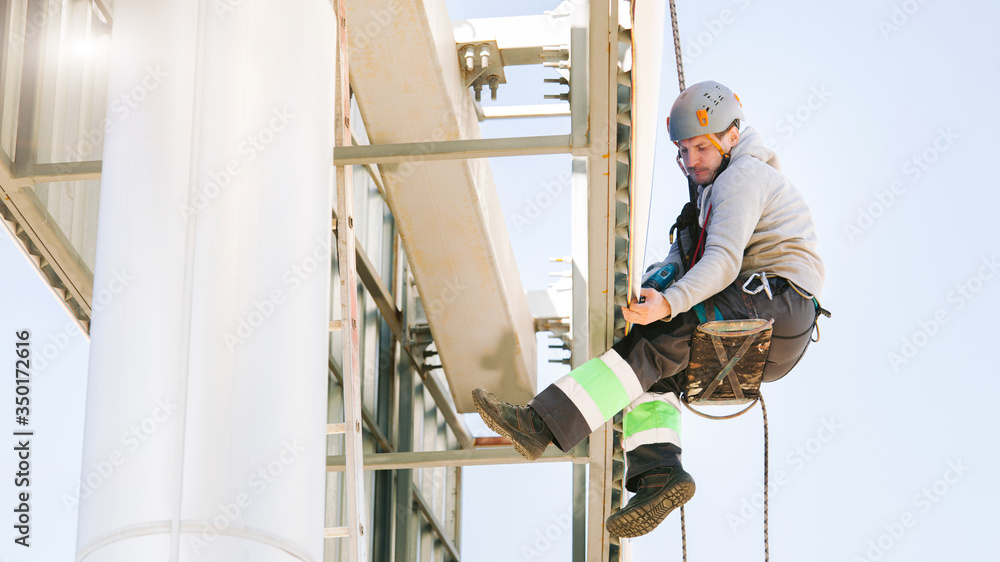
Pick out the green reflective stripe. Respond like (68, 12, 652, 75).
(623, 401, 681, 439)
(570, 357, 631, 420)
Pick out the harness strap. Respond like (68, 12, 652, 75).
(772, 279, 832, 342)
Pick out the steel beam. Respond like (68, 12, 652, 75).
(413, 487, 460, 562)
(345, 0, 542, 415)
(333, 326, 461, 561)
(334, 134, 573, 166)
(327, 446, 586, 471)
(370, 215, 398, 562)
(328, 358, 394, 453)
(355, 238, 402, 338)
(357, 246, 473, 449)
(333, 203, 473, 448)
(14, 160, 102, 185)
(0, 153, 94, 319)
(13, 0, 44, 178)
(0, 1, 12, 135)
(452, 14, 571, 67)
(478, 103, 570, 120)
(350, 132, 387, 199)
(394, 268, 416, 562)
(583, 0, 623, 561)
(93, 0, 113, 25)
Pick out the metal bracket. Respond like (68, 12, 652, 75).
(458, 40, 507, 101)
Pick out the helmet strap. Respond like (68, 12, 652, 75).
(675, 135, 732, 185)
(705, 133, 726, 157)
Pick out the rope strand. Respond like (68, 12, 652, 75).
(668, 0, 685, 91)
(665, 4, 771, 561)
(679, 395, 769, 561)
(680, 504, 688, 561)
(762, 395, 769, 562)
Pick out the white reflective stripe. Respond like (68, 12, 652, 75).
(623, 426, 682, 453)
(553, 373, 606, 432)
(624, 391, 681, 413)
(598, 348, 644, 403)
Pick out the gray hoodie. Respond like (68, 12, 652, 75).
(645, 125, 826, 319)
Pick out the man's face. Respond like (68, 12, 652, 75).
(676, 132, 736, 185)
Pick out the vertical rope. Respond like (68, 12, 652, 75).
(680, 504, 687, 562)
(679, 394, 770, 561)
(668, 0, 685, 91)
(761, 395, 769, 562)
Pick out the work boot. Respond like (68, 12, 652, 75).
(606, 466, 696, 538)
(472, 388, 554, 461)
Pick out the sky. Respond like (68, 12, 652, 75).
(2, 0, 999, 561)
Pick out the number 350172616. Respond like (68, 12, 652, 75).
(15, 331, 31, 425)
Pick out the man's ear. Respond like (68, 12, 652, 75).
(726, 126, 740, 148)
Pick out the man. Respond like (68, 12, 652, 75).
(473, 81, 826, 538)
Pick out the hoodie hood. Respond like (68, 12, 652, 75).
(695, 125, 782, 225)
(729, 125, 781, 172)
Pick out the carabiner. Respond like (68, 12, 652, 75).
(742, 272, 773, 300)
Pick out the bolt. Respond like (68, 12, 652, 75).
(488, 75, 499, 101)
(463, 45, 475, 71)
(479, 44, 490, 69)
(473, 81, 482, 102)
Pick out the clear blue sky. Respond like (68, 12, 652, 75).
(3, 0, 998, 560)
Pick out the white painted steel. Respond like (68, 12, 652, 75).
(344, 0, 537, 412)
(479, 103, 570, 120)
(626, 0, 667, 302)
(584, 0, 620, 559)
(76, 1, 333, 560)
(324, 527, 350, 539)
(452, 13, 571, 66)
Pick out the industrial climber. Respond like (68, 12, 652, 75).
(473, 80, 826, 538)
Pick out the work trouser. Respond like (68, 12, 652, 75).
(528, 274, 819, 491)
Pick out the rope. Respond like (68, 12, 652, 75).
(668, 0, 685, 91)
(680, 504, 688, 561)
(678, 394, 769, 562)
(761, 395, 769, 562)
(682, 395, 759, 420)
(665, 3, 775, 560)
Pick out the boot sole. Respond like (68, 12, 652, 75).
(472, 389, 547, 461)
(606, 476, 696, 538)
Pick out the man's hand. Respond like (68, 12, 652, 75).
(621, 288, 673, 326)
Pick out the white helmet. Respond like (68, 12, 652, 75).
(667, 81, 744, 143)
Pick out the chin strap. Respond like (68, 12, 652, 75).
(674, 134, 732, 185)
(704, 133, 733, 184)
(704, 132, 726, 157)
